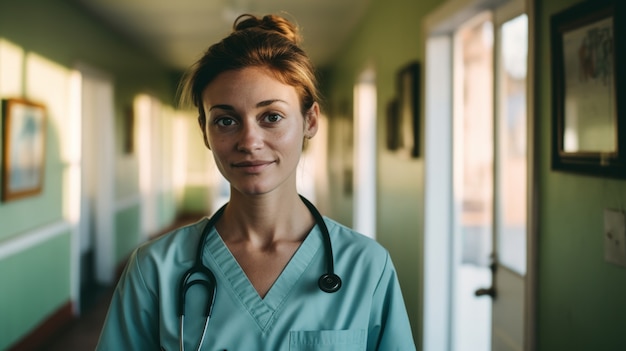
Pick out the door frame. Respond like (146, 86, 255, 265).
(353, 65, 377, 239)
(75, 62, 116, 289)
(421, 0, 537, 349)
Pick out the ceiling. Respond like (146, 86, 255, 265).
(70, 0, 374, 71)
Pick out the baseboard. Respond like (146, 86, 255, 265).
(8, 301, 74, 351)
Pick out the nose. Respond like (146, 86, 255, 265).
(237, 122, 264, 152)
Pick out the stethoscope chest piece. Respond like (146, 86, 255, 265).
(318, 273, 342, 293)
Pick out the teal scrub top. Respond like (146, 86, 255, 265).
(96, 217, 416, 351)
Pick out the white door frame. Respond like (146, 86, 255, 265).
(423, 34, 454, 351)
(523, 0, 537, 348)
(353, 66, 377, 239)
(75, 63, 116, 287)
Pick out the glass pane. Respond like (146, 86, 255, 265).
(496, 14, 528, 275)
(452, 13, 493, 351)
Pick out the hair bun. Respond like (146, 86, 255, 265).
(233, 14, 301, 45)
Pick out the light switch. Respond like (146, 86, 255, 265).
(604, 209, 626, 268)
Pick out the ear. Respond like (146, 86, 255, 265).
(198, 115, 211, 149)
(304, 102, 320, 139)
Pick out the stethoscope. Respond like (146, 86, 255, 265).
(177, 195, 342, 351)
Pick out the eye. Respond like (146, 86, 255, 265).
(263, 113, 283, 123)
(215, 117, 237, 127)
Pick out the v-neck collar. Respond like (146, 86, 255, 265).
(203, 223, 322, 330)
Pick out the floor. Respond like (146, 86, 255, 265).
(43, 287, 113, 350)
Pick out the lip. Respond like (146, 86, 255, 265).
(232, 160, 274, 173)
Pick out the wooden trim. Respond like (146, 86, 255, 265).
(8, 301, 74, 351)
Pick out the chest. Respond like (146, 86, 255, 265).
(226, 241, 301, 298)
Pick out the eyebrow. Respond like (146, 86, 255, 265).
(208, 99, 288, 112)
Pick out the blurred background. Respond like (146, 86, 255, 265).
(1, 0, 625, 350)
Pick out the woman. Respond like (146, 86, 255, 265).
(97, 13, 415, 351)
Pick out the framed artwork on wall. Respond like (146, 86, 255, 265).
(397, 61, 421, 158)
(550, 0, 626, 178)
(1, 98, 47, 201)
(123, 104, 135, 155)
(386, 98, 400, 151)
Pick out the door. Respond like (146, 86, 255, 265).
(423, 0, 532, 350)
(451, 10, 495, 351)
(490, 4, 529, 350)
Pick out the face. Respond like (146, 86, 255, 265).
(201, 66, 318, 196)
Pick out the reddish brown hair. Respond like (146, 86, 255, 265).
(179, 14, 321, 131)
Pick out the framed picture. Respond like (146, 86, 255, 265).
(397, 62, 421, 158)
(550, 0, 626, 178)
(386, 98, 400, 151)
(123, 104, 135, 155)
(1, 98, 47, 201)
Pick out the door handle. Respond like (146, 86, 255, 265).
(474, 260, 497, 299)
(475, 286, 496, 298)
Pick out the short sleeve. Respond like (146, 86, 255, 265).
(367, 253, 416, 350)
(96, 247, 160, 350)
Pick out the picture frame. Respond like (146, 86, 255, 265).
(386, 98, 400, 151)
(550, 0, 626, 178)
(397, 61, 421, 158)
(123, 104, 135, 155)
(1, 98, 47, 201)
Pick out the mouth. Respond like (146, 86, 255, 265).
(232, 160, 274, 172)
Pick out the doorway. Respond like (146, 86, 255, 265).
(423, 0, 532, 350)
(76, 64, 116, 311)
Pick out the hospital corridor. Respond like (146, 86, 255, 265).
(2, 0, 626, 350)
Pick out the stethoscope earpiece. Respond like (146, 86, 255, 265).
(318, 273, 342, 293)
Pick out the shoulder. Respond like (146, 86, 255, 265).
(323, 217, 390, 263)
(120, 218, 209, 291)
(134, 217, 208, 265)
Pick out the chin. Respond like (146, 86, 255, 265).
(231, 183, 274, 197)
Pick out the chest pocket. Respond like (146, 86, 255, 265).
(289, 329, 366, 351)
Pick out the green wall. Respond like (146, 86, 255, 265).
(536, 0, 626, 349)
(158, 190, 177, 231)
(182, 185, 211, 213)
(324, 0, 442, 346)
(0, 231, 71, 350)
(115, 204, 141, 264)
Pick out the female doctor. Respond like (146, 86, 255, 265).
(96, 13, 416, 351)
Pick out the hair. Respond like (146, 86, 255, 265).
(179, 14, 321, 131)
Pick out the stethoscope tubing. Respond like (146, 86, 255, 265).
(177, 195, 340, 351)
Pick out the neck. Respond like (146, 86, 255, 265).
(216, 190, 315, 247)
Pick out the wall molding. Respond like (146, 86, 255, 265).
(0, 220, 71, 260)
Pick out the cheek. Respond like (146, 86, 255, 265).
(207, 136, 228, 154)
(281, 133, 306, 159)
(276, 127, 303, 144)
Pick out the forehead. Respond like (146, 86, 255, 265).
(201, 67, 300, 108)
